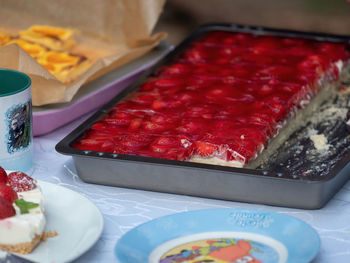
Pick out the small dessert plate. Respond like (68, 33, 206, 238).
(15, 181, 104, 263)
(115, 208, 320, 263)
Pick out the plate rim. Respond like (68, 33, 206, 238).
(114, 208, 320, 263)
(12, 180, 104, 263)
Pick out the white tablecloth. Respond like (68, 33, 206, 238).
(26, 114, 350, 262)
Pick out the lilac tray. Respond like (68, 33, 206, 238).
(33, 42, 171, 136)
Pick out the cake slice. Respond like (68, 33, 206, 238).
(72, 30, 350, 168)
(0, 167, 46, 254)
(0, 25, 92, 84)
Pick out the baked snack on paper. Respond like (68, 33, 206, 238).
(0, 25, 92, 84)
(6, 39, 46, 58)
(72, 31, 350, 168)
(19, 25, 75, 51)
(0, 167, 46, 254)
(37, 51, 91, 83)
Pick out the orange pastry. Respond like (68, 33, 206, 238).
(6, 39, 46, 58)
(19, 25, 76, 51)
(37, 51, 91, 83)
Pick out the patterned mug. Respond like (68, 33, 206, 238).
(0, 69, 33, 172)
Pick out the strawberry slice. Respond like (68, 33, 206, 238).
(153, 78, 182, 87)
(7, 172, 37, 192)
(158, 63, 190, 76)
(176, 120, 207, 134)
(151, 100, 167, 110)
(129, 118, 143, 130)
(0, 166, 7, 184)
(0, 197, 16, 219)
(195, 141, 218, 157)
(298, 55, 326, 71)
(105, 113, 132, 126)
(161, 148, 191, 160)
(182, 48, 206, 62)
(152, 136, 178, 146)
(120, 135, 152, 149)
(175, 91, 197, 102)
(0, 184, 18, 203)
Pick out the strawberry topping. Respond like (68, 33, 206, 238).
(0, 166, 7, 184)
(7, 172, 37, 192)
(195, 141, 219, 157)
(0, 197, 16, 219)
(0, 184, 18, 203)
(72, 31, 350, 165)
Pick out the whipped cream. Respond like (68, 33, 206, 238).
(0, 186, 46, 245)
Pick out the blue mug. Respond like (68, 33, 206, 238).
(0, 69, 33, 172)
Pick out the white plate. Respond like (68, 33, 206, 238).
(14, 181, 104, 263)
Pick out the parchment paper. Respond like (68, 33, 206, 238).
(0, 0, 167, 106)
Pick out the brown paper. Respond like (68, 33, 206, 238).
(0, 0, 167, 106)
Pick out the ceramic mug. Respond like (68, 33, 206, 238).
(0, 69, 33, 172)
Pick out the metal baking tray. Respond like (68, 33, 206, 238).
(56, 24, 350, 209)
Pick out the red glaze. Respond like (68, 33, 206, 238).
(0, 184, 18, 204)
(73, 31, 350, 164)
(0, 197, 16, 219)
(0, 166, 7, 184)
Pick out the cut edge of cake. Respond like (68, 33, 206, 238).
(189, 61, 350, 169)
(248, 61, 350, 169)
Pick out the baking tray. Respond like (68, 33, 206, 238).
(32, 41, 172, 136)
(56, 24, 350, 209)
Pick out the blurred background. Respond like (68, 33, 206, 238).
(155, 0, 350, 45)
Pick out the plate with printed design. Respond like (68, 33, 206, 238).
(114, 208, 320, 263)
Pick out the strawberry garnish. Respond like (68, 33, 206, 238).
(0, 184, 18, 203)
(7, 172, 37, 192)
(0, 166, 7, 184)
(0, 197, 16, 219)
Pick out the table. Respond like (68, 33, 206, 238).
(5, 113, 350, 263)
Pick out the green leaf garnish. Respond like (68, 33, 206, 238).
(14, 199, 39, 214)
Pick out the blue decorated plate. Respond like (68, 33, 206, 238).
(115, 209, 320, 263)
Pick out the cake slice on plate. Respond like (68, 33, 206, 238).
(0, 167, 46, 254)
